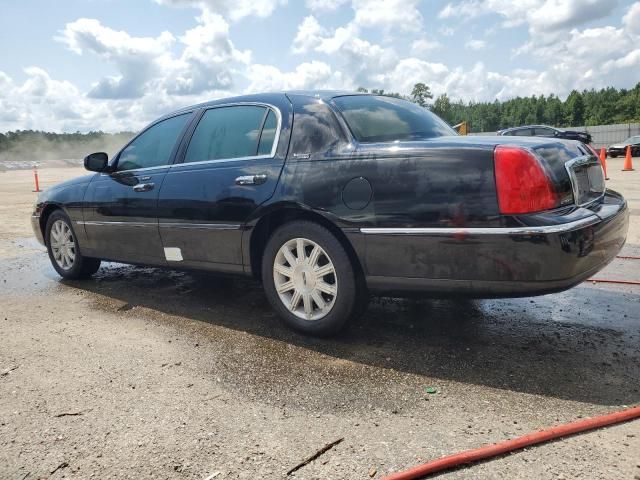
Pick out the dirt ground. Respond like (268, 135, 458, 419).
(1, 160, 639, 480)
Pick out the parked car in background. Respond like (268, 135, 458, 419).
(498, 125, 592, 144)
(607, 135, 640, 157)
(32, 92, 627, 336)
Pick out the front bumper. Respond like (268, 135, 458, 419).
(31, 215, 45, 246)
(363, 190, 628, 297)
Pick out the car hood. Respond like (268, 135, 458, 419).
(49, 173, 96, 190)
(609, 144, 625, 149)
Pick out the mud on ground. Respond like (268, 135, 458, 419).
(1, 162, 639, 479)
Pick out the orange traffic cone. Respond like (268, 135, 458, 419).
(32, 167, 41, 192)
(623, 146, 634, 171)
(599, 147, 609, 179)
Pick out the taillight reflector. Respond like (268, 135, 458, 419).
(494, 145, 559, 214)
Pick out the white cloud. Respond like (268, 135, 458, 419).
(155, 0, 287, 21)
(465, 38, 487, 50)
(305, 0, 348, 12)
(623, 1, 640, 36)
(2, 0, 639, 133)
(439, 0, 618, 35)
(292, 15, 327, 53)
(59, 12, 249, 99)
(59, 18, 175, 99)
(352, 0, 423, 32)
(246, 61, 341, 92)
(411, 38, 442, 53)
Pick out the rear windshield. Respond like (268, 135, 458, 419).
(332, 95, 456, 143)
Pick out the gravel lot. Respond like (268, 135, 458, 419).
(1, 161, 639, 480)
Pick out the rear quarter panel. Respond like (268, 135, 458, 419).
(273, 139, 500, 278)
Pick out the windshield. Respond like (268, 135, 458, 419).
(624, 136, 640, 144)
(332, 95, 456, 143)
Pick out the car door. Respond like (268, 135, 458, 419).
(156, 102, 289, 272)
(534, 127, 556, 138)
(512, 127, 534, 136)
(82, 112, 194, 264)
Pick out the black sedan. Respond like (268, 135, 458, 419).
(498, 125, 592, 144)
(607, 135, 640, 157)
(32, 92, 628, 336)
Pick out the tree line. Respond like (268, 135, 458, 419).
(1, 82, 638, 161)
(358, 82, 640, 133)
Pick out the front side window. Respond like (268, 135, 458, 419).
(332, 95, 456, 143)
(185, 105, 276, 163)
(117, 113, 191, 171)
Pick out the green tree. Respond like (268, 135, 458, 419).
(411, 83, 433, 107)
(432, 94, 452, 122)
(564, 90, 585, 126)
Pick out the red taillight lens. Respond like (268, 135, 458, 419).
(494, 145, 559, 214)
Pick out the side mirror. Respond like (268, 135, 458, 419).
(84, 152, 109, 172)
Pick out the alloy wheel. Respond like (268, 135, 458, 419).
(50, 219, 76, 270)
(273, 237, 338, 321)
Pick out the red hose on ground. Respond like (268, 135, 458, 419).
(382, 405, 640, 480)
(589, 278, 640, 285)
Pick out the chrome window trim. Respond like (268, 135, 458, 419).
(100, 165, 169, 176)
(170, 154, 275, 169)
(360, 215, 600, 236)
(174, 102, 283, 169)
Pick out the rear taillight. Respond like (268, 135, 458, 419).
(494, 145, 560, 214)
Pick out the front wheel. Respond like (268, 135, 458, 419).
(261, 221, 359, 336)
(45, 211, 101, 279)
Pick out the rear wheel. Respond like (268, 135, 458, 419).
(261, 221, 359, 336)
(45, 211, 101, 279)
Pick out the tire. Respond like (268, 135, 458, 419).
(261, 221, 359, 336)
(45, 210, 101, 279)
(610, 153, 618, 158)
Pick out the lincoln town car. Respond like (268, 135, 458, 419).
(32, 92, 628, 335)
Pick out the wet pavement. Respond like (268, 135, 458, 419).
(1, 245, 639, 479)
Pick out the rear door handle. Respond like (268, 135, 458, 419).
(133, 183, 154, 192)
(235, 174, 268, 186)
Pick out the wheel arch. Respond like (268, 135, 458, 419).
(247, 206, 365, 282)
(39, 203, 65, 245)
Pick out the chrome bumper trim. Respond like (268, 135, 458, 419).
(360, 215, 600, 236)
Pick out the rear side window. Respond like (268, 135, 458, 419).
(332, 95, 456, 143)
(257, 109, 277, 156)
(185, 105, 276, 163)
(534, 127, 555, 136)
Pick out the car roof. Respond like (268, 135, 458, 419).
(163, 90, 370, 119)
(500, 125, 558, 132)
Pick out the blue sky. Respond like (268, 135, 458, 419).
(0, 0, 638, 132)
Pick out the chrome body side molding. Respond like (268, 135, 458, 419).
(360, 215, 600, 236)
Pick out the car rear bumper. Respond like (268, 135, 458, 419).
(362, 190, 628, 297)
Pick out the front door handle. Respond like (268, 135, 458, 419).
(235, 174, 268, 186)
(133, 183, 154, 192)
